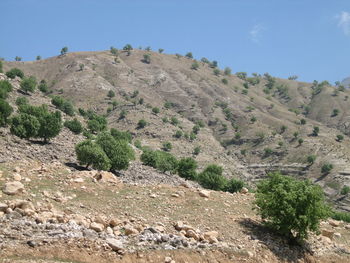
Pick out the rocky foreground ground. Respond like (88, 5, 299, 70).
(0, 161, 350, 262)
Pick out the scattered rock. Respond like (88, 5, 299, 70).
(321, 229, 334, 240)
(90, 222, 104, 232)
(328, 219, 340, 227)
(2, 181, 25, 195)
(106, 238, 124, 251)
(240, 187, 249, 194)
(124, 225, 139, 236)
(198, 190, 210, 198)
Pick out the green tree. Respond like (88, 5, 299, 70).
(177, 157, 197, 180)
(110, 46, 118, 56)
(60, 46, 68, 55)
(15, 56, 22, 61)
(37, 111, 62, 142)
(137, 119, 147, 129)
(110, 128, 132, 142)
(312, 126, 319, 136)
(107, 90, 115, 99)
(10, 113, 40, 139)
(75, 140, 111, 170)
(20, 76, 37, 94)
(185, 52, 193, 59)
(213, 68, 220, 76)
(142, 53, 151, 64)
(36, 55, 41, 60)
(38, 80, 49, 93)
(332, 109, 339, 117)
(224, 67, 232, 76)
(225, 178, 244, 193)
(6, 68, 24, 79)
(197, 164, 227, 191)
(0, 99, 13, 126)
(321, 163, 333, 174)
(96, 131, 135, 171)
(64, 118, 83, 134)
(307, 155, 316, 165)
(152, 107, 160, 114)
(336, 134, 344, 142)
(298, 138, 304, 145)
(191, 61, 199, 70)
(158, 48, 164, 53)
(255, 172, 330, 242)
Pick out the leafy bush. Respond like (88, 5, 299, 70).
(15, 97, 28, 106)
(332, 109, 339, 117)
(86, 113, 107, 133)
(307, 155, 316, 165)
(142, 54, 151, 64)
(298, 138, 304, 145)
(336, 134, 344, 142)
(185, 52, 193, 59)
(162, 141, 172, 151)
(221, 78, 228, 85)
(152, 107, 160, 114)
(141, 149, 178, 173)
(225, 178, 244, 193)
(0, 80, 13, 99)
(5, 68, 24, 79)
(312, 126, 319, 136)
(51, 96, 75, 116)
(10, 113, 40, 139)
(192, 124, 200, 134)
(224, 67, 231, 76)
(137, 119, 147, 129)
(177, 157, 197, 180)
(75, 140, 111, 170)
(197, 164, 227, 191)
(60, 46, 68, 55)
(331, 211, 350, 223)
(255, 172, 330, 242)
(193, 146, 201, 155)
(213, 68, 220, 76)
(170, 117, 179, 126)
(64, 118, 83, 134)
(38, 80, 49, 93)
(321, 163, 333, 174)
(0, 99, 13, 126)
(107, 90, 115, 99)
(16, 104, 62, 142)
(110, 128, 132, 143)
(191, 61, 199, 70)
(341, 185, 350, 195)
(174, 130, 183, 138)
(20, 76, 37, 94)
(95, 131, 135, 171)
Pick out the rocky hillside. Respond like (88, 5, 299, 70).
(2, 49, 350, 210)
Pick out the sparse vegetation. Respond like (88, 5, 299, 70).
(64, 118, 83, 134)
(321, 163, 333, 174)
(6, 68, 24, 79)
(20, 76, 37, 94)
(60, 46, 68, 55)
(137, 119, 147, 129)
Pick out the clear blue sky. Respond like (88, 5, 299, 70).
(1, 0, 349, 83)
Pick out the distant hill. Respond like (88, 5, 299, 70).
(2, 49, 350, 211)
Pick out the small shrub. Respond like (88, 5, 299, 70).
(0, 99, 13, 126)
(336, 134, 344, 142)
(137, 119, 147, 129)
(174, 130, 183, 138)
(20, 76, 37, 94)
(164, 101, 173, 109)
(75, 140, 111, 170)
(298, 138, 304, 145)
(152, 107, 160, 114)
(185, 52, 193, 59)
(107, 90, 115, 99)
(192, 124, 200, 134)
(38, 80, 49, 93)
(312, 126, 319, 136)
(193, 146, 201, 155)
(162, 141, 172, 151)
(171, 117, 179, 126)
(191, 61, 199, 70)
(332, 211, 350, 223)
(15, 97, 28, 106)
(197, 164, 227, 191)
(321, 163, 333, 174)
(177, 157, 197, 180)
(5, 68, 24, 79)
(142, 53, 151, 64)
(224, 67, 232, 76)
(307, 155, 316, 165)
(225, 178, 244, 193)
(300, 119, 306, 125)
(110, 128, 132, 142)
(119, 110, 127, 119)
(341, 186, 350, 195)
(332, 109, 339, 117)
(221, 78, 228, 85)
(64, 118, 83, 134)
(263, 148, 273, 157)
(213, 69, 220, 76)
(60, 46, 68, 55)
